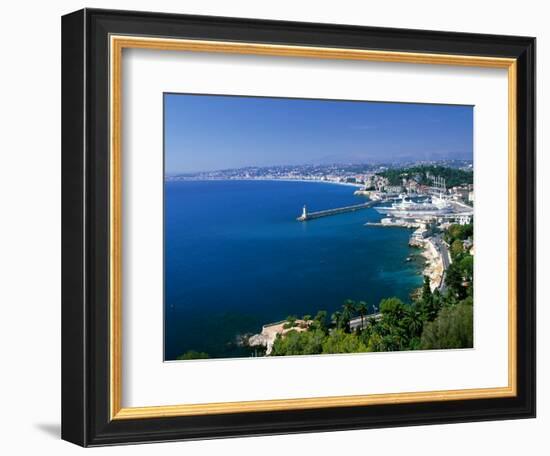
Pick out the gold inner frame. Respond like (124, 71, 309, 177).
(109, 35, 518, 420)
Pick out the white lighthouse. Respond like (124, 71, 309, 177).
(298, 204, 308, 221)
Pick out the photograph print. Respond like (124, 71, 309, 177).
(164, 94, 474, 361)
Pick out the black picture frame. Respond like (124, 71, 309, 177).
(62, 8, 536, 447)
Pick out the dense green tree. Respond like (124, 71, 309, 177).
(331, 310, 343, 330)
(379, 297, 407, 324)
(417, 276, 440, 321)
(365, 332, 384, 352)
(450, 239, 464, 258)
(407, 337, 422, 350)
(302, 330, 328, 354)
(302, 314, 312, 324)
(342, 299, 357, 315)
(421, 275, 432, 303)
(445, 262, 467, 300)
(311, 310, 328, 333)
(360, 298, 411, 351)
(356, 301, 368, 329)
(432, 288, 442, 307)
(445, 223, 473, 245)
(459, 254, 474, 282)
(378, 165, 473, 188)
(403, 308, 424, 338)
(322, 329, 368, 354)
(359, 316, 378, 343)
(176, 350, 209, 360)
(341, 299, 357, 332)
(365, 329, 406, 352)
(283, 315, 298, 329)
(420, 301, 473, 349)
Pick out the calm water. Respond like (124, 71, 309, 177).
(164, 180, 423, 360)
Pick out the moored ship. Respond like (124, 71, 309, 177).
(375, 194, 452, 217)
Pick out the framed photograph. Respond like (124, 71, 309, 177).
(61, 8, 535, 446)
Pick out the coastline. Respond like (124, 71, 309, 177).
(167, 178, 449, 357)
(165, 176, 365, 188)
(166, 178, 405, 359)
(249, 319, 310, 355)
(247, 238, 443, 352)
(246, 224, 434, 354)
(421, 238, 445, 291)
(367, 219, 445, 291)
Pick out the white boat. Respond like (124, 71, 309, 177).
(375, 195, 452, 217)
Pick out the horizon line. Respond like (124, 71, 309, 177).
(166, 159, 474, 176)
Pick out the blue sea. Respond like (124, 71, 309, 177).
(164, 180, 423, 360)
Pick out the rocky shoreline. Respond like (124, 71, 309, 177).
(419, 238, 445, 291)
(247, 226, 447, 354)
(248, 319, 310, 355)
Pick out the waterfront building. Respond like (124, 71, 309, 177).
(452, 186, 470, 201)
(385, 185, 404, 194)
(411, 225, 429, 241)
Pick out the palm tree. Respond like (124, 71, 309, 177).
(342, 300, 356, 333)
(356, 301, 368, 330)
(342, 299, 356, 315)
(301, 314, 312, 329)
(404, 309, 423, 338)
(366, 316, 379, 334)
(331, 311, 342, 330)
(283, 315, 297, 329)
(314, 310, 328, 333)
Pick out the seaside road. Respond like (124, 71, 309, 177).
(349, 313, 382, 332)
(433, 236, 451, 270)
(431, 235, 451, 292)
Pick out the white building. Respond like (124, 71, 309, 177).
(458, 214, 472, 225)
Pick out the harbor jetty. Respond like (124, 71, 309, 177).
(297, 201, 376, 221)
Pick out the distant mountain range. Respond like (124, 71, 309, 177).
(315, 151, 473, 165)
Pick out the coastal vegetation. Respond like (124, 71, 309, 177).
(176, 350, 210, 360)
(175, 221, 474, 360)
(270, 286, 471, 356)
(269, 223, 474, 356)
(421, 299, 473, 349)
(445, 223, 474, 301)
(377, 165, 473, 188)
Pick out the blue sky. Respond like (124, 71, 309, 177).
(164, 93, 473, 174)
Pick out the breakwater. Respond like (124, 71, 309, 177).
(297, 201, 376, 221)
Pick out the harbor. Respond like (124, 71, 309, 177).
(294, 175, 472, 293)
(167, 167, 475, 359)
(359, 179, 470, 292)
